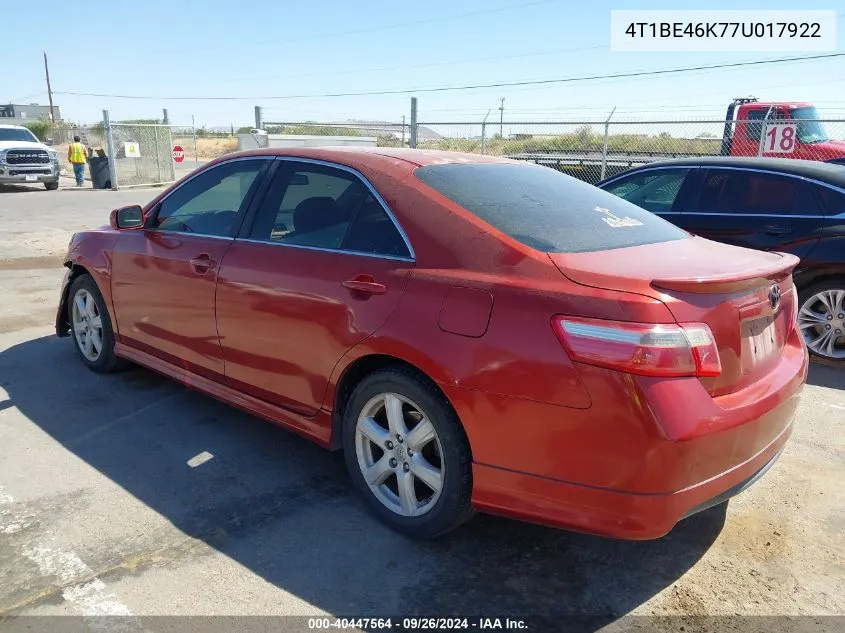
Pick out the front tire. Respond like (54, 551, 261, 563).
(797, 281, 845, 363)
(67, 274, 126, 373)
(342, 368, 475, 539)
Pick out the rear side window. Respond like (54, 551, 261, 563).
(813, 185, 845, 215)
(602, 169, 690, 214)
(695, 170, 803, 215)
(414, 163, 688, 254)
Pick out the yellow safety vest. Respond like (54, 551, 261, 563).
(69, 142, 86, 164)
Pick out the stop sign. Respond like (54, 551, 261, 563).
(172, 145, 185, 163)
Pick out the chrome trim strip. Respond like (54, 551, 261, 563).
(600, 163, 845, 197)
(678, 212, 827, 219)
(236, 237, 415, 263)
(270, 156, 416, 261)
(141, 230, 234, 242)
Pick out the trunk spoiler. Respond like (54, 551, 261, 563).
(651, 252, 800, 294)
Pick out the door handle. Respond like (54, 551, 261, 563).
(762, 225, 792, 236)
(342, 275, 387, 296)
(189, 254, 218, 273)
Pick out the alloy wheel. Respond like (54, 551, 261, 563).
(798, 289, 845, 359)
(354, 392, 444, 517)
(71, 288, 104, 362)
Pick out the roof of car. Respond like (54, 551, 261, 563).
(231, 146, 514, 168)
(615, 156, 845, 188)
(0, 124, 28, 130)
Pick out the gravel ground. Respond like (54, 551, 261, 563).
(0, 185, 843, 632)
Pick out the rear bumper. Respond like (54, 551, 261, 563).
(451, 331, 808, 540)
(471, 412, 795, 540)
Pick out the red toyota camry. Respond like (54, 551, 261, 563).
(55, 148, 808, 540)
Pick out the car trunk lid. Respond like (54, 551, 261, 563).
(549, 236, 800, 395)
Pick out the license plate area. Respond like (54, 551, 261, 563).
(25, 174, 38, 181)
(741, 313, 779, 373)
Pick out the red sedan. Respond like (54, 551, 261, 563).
(55, 148, 808, 540)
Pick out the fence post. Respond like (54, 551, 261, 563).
(599, 106, 617, 181)
(480, 108, 492, 155)
(154, 125, 162, 183)
(254, 106, 263, 130)
(409, 97, 418, 149)
(102, 109, 118, 190)
(193, 115, 198, 169)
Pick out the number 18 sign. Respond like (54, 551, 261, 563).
(763, 122, 797, 154)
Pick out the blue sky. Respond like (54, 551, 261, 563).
(4, 0, 844, 128)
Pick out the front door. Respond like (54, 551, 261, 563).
(111, 158, 270, 378)
(215, 159, 415, 415)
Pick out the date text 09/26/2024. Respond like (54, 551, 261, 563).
(307, 618, 529, 630)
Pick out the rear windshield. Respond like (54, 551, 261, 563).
(414, 163, 688, 253)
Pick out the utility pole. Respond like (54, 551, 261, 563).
(43, 52, 56, 127)
(499, 97, 505, 138)
(402, 115, 406, 146)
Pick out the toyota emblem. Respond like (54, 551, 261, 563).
(768, 284, 782, 310)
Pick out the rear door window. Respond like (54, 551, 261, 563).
(694, 170, 803, 215)
(414, 163, 688, 254)
(601, 168, 691, 214)
(812, 185, 845, 215)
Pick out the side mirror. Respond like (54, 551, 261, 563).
(110, 205, 145, 230)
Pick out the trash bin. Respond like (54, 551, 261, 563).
(88, 154, 112, 190)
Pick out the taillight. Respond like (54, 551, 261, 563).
(552, 316, 722, 378)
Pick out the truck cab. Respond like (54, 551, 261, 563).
(721, 98, 845, 162)
(0, 124, 61, 190)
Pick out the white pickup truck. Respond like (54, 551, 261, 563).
(0, 124, 60, 190)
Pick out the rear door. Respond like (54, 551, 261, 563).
(681, 168, 825, 259)
(215, 158, 415, 416)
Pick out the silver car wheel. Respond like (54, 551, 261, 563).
(798, 288, 845, 359)
(355, 392, 444, 518)
(71, 288, 104, 362)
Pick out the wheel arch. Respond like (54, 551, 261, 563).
(56, 262, 94, 336)
(328, 353, 469, 456)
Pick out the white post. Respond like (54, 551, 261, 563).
(600, 106, 617, 181)
(102, 109, 118, 190)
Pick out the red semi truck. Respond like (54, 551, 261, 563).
(720, 97, 845, 162)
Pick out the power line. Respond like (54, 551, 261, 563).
(153, 0, 563, 54)
(54, 52, 845, 101)
(195, 44, 608, 85)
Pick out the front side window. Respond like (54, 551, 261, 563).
(150, 159, 266, 237)
(602, 169, 690, 214)
(249, 162, 411, 257)
(415, 163, 688, 254)
(790, 106, 829, 144)
(695, 170, 804, 215)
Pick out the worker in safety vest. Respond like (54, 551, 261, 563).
(67, 136, 88, 187)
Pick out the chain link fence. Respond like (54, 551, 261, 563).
(96, 116, 237, 188)
(415, 118, 845, 183)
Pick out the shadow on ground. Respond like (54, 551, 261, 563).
(0, 335, 729, 628)
(806, 361, 845, 389)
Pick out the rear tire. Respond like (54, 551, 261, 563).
(797, 281, 845, 364)
(67, 274, 127, 373)
(342, 367, 475, 539)
(45, 182, 59, 191)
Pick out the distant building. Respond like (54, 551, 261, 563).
(0, 103, 61, 122)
